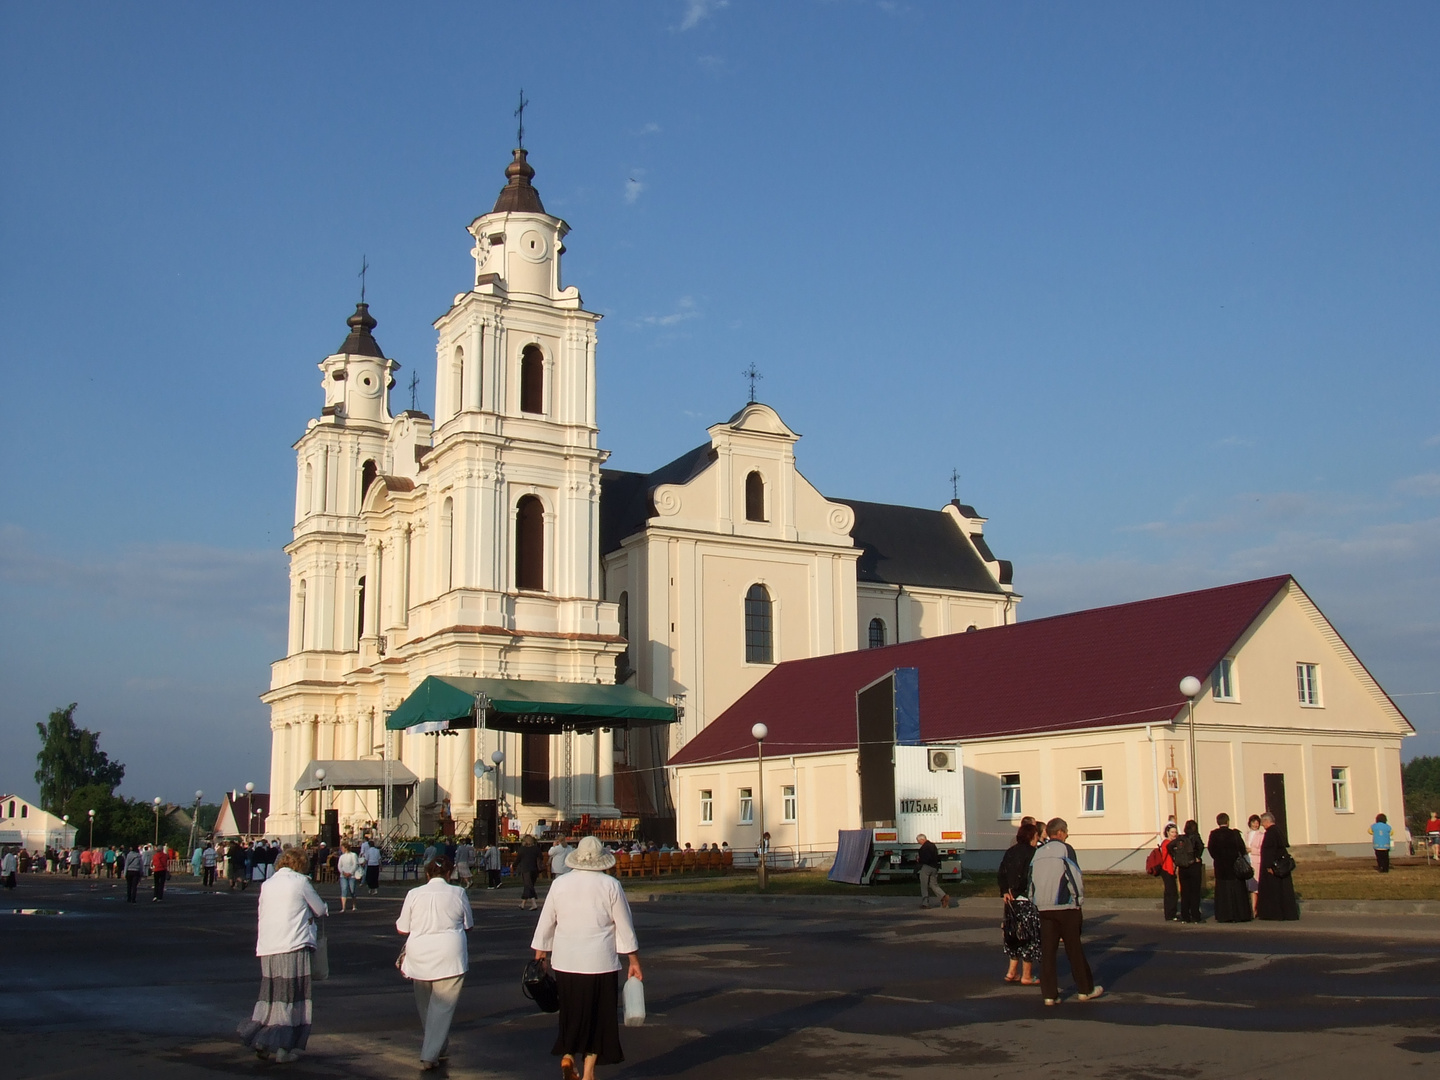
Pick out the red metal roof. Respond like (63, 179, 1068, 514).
(669, 576, 1294, 766)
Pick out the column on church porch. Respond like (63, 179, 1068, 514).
(363, 542, 380, 642)
(452, 727, 475, 831)
(597, 727, 615, 811)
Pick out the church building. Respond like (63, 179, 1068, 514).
(261, 146, 1016, 841)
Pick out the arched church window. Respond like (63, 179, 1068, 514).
(303, 461, 313, 516)
(440, 497, 454, 592)
(745, 583, 773, 664)
(356, 575, 366, 643)
(520, 344, 544, 414)
(361, 459, 378, 501)
(745, 471, 766, 522)
(515, 494, 545, 590)
(296, 579, 308, 652)
(868, 617, 886, 650)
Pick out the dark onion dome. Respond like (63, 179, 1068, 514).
(337, 301, 385, 358)
(492, 148, 546, 214)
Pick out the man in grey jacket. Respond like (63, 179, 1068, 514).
(1028, 818, 1102, 1006)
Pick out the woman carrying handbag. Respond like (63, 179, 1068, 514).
(531, 836, 642, 1080)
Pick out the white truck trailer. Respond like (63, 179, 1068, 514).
(830, 668, 967, 885)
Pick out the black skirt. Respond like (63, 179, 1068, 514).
(552, 970, 623, 1065)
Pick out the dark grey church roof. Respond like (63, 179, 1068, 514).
(599, 444, 1010, 594)
(834, 498, 1008, 593)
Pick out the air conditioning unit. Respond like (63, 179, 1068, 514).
(927, 748, 956, 772)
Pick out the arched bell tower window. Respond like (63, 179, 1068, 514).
(451, 346, 465, 417)
(515, 494, 545, 591)
(361, 459, 378, 501)
(440, 497, 454, 592)
(744, 583, 773, 664)
(868, 617, 886, 650)
(294, 579, 308, 652)
(615, 590, 631, 684)
(745, 471, 767, 522)
(356, 575, 366, 643)
(520, 344, 544, 414)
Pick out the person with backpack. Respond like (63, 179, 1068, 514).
(1028, 818, 1102, 1006)
(1171, 820, 1205, 923)
(1206, 813, 1252, 923)
(1148, 823, 1180, 921)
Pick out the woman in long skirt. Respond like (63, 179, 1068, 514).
(1206, 813, 1253, 923)
(1256, 813, 1300, 921)
(517, 834, 542, 911)
(238, 847, 328, 1063)
(997, 823, 1040, 984)
(532, 836, 641, 1080)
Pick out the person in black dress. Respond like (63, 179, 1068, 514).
(997, 822, 1041, 984)
(515, 834, 542, 911)
(1206, 813, 1252, 923)
(1256, 813, 1300, 920)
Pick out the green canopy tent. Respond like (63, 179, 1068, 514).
(385, 676, 678, 736)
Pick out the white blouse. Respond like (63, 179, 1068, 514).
(531, 869, 639, 974)
(396, 878, 474, 981)
(255, 868, 328, 957)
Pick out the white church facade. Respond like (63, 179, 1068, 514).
(262, 146, 1017, 841)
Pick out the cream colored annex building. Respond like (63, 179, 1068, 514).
(669, 577, 1414, 868)
(263, 147, 1017, 839)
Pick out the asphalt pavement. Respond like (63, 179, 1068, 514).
(3, 873, 1439, 1079)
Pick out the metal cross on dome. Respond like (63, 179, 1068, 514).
(515, 89, 530, 149)
(359, 254, 369, 303)
(951, 468, 960, 500)
(742, 362, 762, 403)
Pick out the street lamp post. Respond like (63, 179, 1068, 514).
(87, 809, 95, 852)
(314, 768, 328, 845)
(491, 750, 506, 815)
(152, 797, 163, 847)
(1179, 676, 1203, 825)
(188, 790, 203, 863)
(752, 723, 768, 890)
(244, 782, 256, 839)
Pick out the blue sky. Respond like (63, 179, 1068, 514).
(2, 2, 1437, 805)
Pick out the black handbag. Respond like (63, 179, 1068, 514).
(522, 958, 560, 1013)
(1233, 853, 1254, 880)
(1271, 852, 1296, 878)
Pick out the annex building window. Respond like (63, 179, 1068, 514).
(700, 789, 714, 824)
(1212, 657, 1236, 701)
(1331, 767, 1350, 812)
(744, 584, 773, 664)
(783, 785, 797, 823)
(1000, 773, 1022, 817)
(868, 617, 887, 649)
(1081, 768, 1105, 814)
(738, 787, 754, 825)
(1297, 662, 1322, 706)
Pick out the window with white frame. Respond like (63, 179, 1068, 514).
(782, 785, 797, 823)
(1000, 773, 1022, 817)
(1331, 767, 1350, 812)
(1212, 657, 1237, 701)
(738, 787, 754, 825)
(699, 789, 713, 824)
(1297, 662, 1321, 706)
(1081, 768, 1105, 814)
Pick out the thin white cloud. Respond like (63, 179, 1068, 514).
(1425, 434, 1440, 448)
(637, 122, 662, 137)
(1393, 474, 1440, 498)
(0, 524, 286, 632)
(677, 0, 728, 32)
(1214, 435, 1256, 449)
(697, 55, 726, 73)
(624, 168, 646, 205)
(639, 296, 700, 327)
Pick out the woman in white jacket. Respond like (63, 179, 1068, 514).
(532, 836, 642, 1080)
(237, 847, 328, 1063)
(397, 856, 475, 1071)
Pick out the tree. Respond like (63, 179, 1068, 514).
(1403, 756, 1440, 832)
(35, 704, 126, 814)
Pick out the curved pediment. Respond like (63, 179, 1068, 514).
(718, 402, 800, 441)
